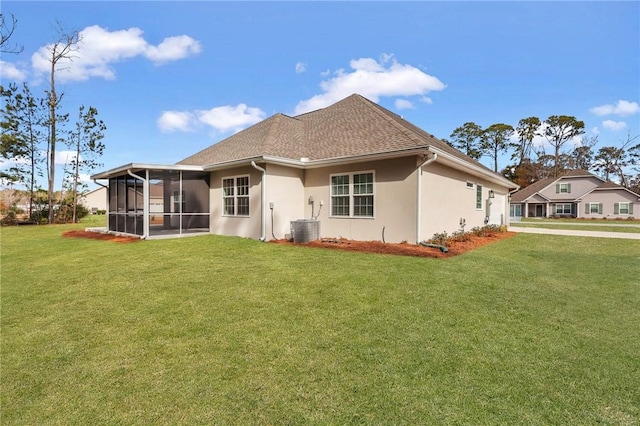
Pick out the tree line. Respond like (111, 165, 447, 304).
(444, 116, 640, 194)
(0, 15, 107, 224)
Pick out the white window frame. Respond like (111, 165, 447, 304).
(466, 181, 474, 189)
(330, 171, 375, 218)
(555, 203, 572, 215)
(587, 202, 601, 214)
(619, 202, 630, 215)
(558, 183, 571, 193)
(510, 204, 522, 217)
(476, 184, 483, 210)
(222, 175, 250, 217)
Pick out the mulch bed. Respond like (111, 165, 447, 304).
(62, 230, 142, 243)
(272, 232, 516, 258)
(62, 229, 515, 257)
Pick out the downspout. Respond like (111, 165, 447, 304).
(251, 161, 267, 242)
(127, 169, 148, 239)
(416, 151, 438, 244)
(93, 179, 109, 226)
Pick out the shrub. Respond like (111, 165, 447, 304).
(428, 231, 449, 246)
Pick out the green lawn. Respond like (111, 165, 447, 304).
(2, 221, 639, 424)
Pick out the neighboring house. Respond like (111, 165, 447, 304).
(80, 187, 107, 213)
(510, 169, 640, 219)
(92, 94, 517, 242)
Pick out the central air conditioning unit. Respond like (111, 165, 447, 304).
(290, 219, 320, 243)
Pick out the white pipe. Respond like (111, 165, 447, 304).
(251, 161, 267, 241)
(416, 151, 438, 244)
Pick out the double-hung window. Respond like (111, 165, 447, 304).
(330, 172, 374, 217)
(555, 203, 572, 215)
(556, 183, 571, 194)
(586, 202, 602, 215)
(222, 176, 249, 216)
(615, 202, 632, 215)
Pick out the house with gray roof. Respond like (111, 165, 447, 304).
(510, 169, 639, 219)
(92, 94, 517, 242)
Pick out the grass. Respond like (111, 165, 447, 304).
(2, 220, 639, 424)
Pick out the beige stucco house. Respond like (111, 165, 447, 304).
(510, 169, 640, 219)
(80, 187, 107, 213)
(92, 94, 517, 242)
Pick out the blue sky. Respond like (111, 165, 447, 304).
(1, 1, 639, 190)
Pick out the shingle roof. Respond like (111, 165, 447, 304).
(509, 176, 556, 202)
(177, 94, 496, 176)
(510, 169, 601, 202)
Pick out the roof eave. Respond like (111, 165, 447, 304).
(91, 163, 204, 180)
(428, 146, 519, 190)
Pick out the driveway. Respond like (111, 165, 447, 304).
(508, 226, 640, 240)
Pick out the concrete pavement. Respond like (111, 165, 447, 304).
(508, 226, 640, 239)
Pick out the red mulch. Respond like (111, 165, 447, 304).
(62, 230, 141, 243)
(272, 232, 516, 258)
(62, 229, 515, 256)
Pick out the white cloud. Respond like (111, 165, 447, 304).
(421, 96, 433, 105)
(602, 120, 627, 131)
(31, 25, 201, 82)
(145, 35, 202, 64)
(55, 150, 80, 165)
(0, 61, 27, 81)
(590, 100, 640, 117)
(294, 55, 446, 115)
(157, 111, 197, 133)
(591, 126, 600, 135)
(295, 62, 307, 74)
(196, 104, 266, 133)
(395, 99, 414, 110)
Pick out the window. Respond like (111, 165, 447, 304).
(466, 181, 474, 189)
(476, 185, 483, 209)
(615, 202, 633, 215)
(330, 172, 374, 217)
(222, 176, 249, 216)
(585, 202, 602, 215)
(555, 203, 572, 215)
(510, 204, 522, 217)
(556, 183, 571, 193)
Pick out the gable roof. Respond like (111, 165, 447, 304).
(177, 94, 499, 179)
(511, 169, 640, 202)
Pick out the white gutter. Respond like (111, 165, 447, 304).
(250, 161, 267, 242)
(416, 151, 438, 244)
(428, 146, 517, 189)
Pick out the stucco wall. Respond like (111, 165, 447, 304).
(581, 190, 639, 219)
(538, 176, 601, 200)
(303, 157, 418, 243)
(264, 164, 305, 240)
(81, 187, 107, 211)
(421, 162, 509, 241)
(209, 166, 263, 239)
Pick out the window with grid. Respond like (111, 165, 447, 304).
(555, 203, 572, 215)
(616, 202, 632, 215)
(476, 184, 483, 209)
(586, 202, 602, 214)
(331, 172, 374, 217)
(222, 176, 249, 216)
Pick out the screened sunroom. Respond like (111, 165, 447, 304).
(92, 164, 210, 238)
